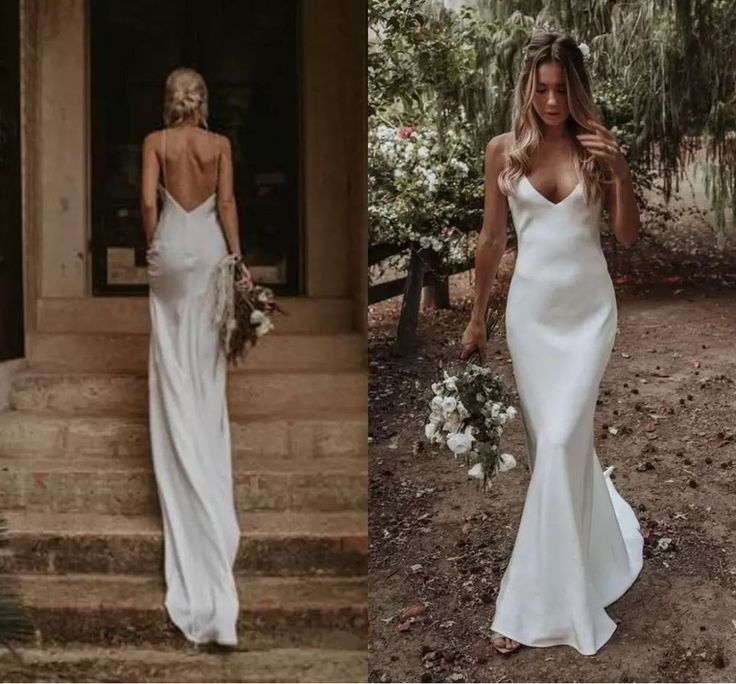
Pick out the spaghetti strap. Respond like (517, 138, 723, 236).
(160, 128, 168, 190)
(212, 132, 220, 197)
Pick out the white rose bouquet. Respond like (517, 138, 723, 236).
(212, 254, 286, 365)
(424, 307, 518, 490)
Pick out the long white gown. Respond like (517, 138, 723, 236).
(146, 129, 240, 645)
(490, 175, 644, 656)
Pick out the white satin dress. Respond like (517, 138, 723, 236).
(146, 129, 241, 645)
(490, 175, 644, 655)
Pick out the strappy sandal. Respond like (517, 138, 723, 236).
(490, 631, 521, 654)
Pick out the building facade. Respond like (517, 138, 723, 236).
(0, 0, 368, 675)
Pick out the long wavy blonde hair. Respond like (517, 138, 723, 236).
(498, 32, 609, 203)
(163, 67, 209, 128)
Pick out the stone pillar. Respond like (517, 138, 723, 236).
(302, 0, 367, 310)
(37, 0, 88, 298)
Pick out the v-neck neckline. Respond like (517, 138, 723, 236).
(523, 175, 581, 207)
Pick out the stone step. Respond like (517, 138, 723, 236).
(36, 296, 355, 335)
(0, 511, 367, 576)
(28, 332, 366, 372)
(12, 574, 366, 649)
(0, 412, 367, 461)
(0, 456, 367, 515)
(9, 370, 367, 418)
(0, 646, 367, 683)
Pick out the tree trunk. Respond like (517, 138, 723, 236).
(421, 250, 451, 311)
(394, 246, 426, 355)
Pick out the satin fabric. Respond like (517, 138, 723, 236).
(490, 176, 644, 655)
(146, 187, 240, 645)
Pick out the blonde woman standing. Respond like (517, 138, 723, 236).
(140, 67, 250, 646)
(461, 32, 644, 656)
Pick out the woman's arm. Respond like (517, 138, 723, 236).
(460, 133, 511, 361)
(140, 132, 160, 244)
(604, 164, 640, 247)
(577, 122, 640, 247)
(215, 135, 242, 256)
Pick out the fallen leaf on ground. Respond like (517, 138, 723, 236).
(399, 604, 426, 620)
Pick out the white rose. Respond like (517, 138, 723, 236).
(506, 406, 518, 420)
(498, 453, 517, 472)
(250, 310, 267, 325)
(447, 431, 474, 456)
(442, 372, 458, 391)
(425, 422, 439, 440)
(255, 318, 274, 337)
(440, 396, 457, 415)
(467, 462, 484, 480)
(430, 395, 444, 411)
(578, 42, 590, 59)
(417, 146, 430, 159)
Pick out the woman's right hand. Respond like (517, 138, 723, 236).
(234, 258, 254, 292)
(460, 317, 487, 362)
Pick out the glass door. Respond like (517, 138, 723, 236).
(90, 0, 301, 295)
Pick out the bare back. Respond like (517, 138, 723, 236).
(141, 124, 241, 254)
(157, 126, 221, 211)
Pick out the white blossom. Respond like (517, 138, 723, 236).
(250, 310, 267, 325)
(447, 430, 474, 456)
(440, 396, 458, 415)
(467, 462, 484, 480)
(498, 453, 517, 472)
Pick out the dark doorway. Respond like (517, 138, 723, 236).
(90, 0, 301, 296)
(0, 0, 24, 361)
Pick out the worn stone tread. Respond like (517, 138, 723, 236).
(2, 510, 367, 538)
(0, 646, 367, 682)
(12, 574, 367, 649)
(9, 369, 368, 417)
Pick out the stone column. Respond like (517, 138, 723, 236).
(37, 0, 88, 299)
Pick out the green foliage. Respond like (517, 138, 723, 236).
(369, 0, 736, 257)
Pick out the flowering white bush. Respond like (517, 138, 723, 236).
(425, 364, 518, 491)
(368, 122, 483, 267)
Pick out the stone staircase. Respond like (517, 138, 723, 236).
(0, 297, 367, 682)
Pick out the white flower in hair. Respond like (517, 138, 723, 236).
(578, 42, 591, 60)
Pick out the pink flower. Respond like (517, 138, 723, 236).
(398, 127, 414, 139)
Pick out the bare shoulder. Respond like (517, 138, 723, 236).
(211, 131, 232, 153)
(486, 132, 513, 157)
(142, 129, 162, 150)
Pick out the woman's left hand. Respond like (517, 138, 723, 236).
(576, 122, 628, 178)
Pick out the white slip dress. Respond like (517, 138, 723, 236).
(146, 129, 241, 645)
(490, 176, 644, 656)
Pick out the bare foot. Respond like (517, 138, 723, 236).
(491, 632, 521, 654)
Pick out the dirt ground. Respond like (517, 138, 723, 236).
(368, 251, 736, 683)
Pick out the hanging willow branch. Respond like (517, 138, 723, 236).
(370, 0, 736, 246)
